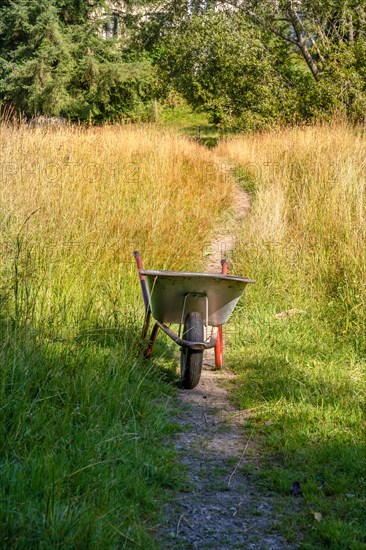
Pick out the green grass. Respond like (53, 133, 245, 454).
(221, 125, 366, 548)
(228, 297, 366, 548)
(156, 96, 238, 147)
(0, 320, 181, 548)
(231, 165, 258, 196)
(157, 102, 209, 128)
(157, 106, 222, 147)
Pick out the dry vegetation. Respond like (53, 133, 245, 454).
(217, 123, 366, 342)
(1, 125, 233, 334)
(217, 124, 366, 547)
(0, 125, 233, 548)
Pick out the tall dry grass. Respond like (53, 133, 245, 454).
(0, 125, 234, 547)
(218, 125, 366, 548)
(217, 123, 366, 344)
(1, 125, 233, 334)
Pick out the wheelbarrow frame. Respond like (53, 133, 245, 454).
(134, 251, 253, 372)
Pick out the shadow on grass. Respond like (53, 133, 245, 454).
(73, 321, 179, 385)
(230, 350, 366, 548)
(0, 319, 181, 548)
(179, 124, 222, 147)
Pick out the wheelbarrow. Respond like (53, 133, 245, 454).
(134, 251, 254, 389)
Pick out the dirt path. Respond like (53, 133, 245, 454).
(157, 159, 295, 549)
(205, 157, 249, 273)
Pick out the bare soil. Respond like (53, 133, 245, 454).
(205, 157, 250, 273)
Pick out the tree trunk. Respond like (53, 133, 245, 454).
(288, 6, 320, 80)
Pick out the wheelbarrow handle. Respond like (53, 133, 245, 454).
(215, 258, 228, 369)
(134, 250, 149, 311)
(221, 258, 228, 275)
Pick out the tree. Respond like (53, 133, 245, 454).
(219, 0, 366, 119)
(158, 12, 312, 127)
(0, 0, 158, 121)
(0, 0, 74, 116)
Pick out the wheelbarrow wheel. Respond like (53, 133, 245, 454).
(180, 312, 204, 389)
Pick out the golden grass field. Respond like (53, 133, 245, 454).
(217, 123, 366, 336)
(1, 125, 234, 334)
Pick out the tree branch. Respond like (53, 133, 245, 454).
(246, 10, 298, 45)
(288, 5, 319, 79)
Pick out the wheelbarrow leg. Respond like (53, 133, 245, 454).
(134, 250, 150, 336)
(215, 258, 228, 369)
(144, 322, 159, 359)
(134, 250, 149, 310)
(134, 250, 161, 359)
(142, 309, 151, 340)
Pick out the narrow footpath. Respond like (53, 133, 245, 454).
(157, 158, 297, 549)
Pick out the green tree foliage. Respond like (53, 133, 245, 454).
(1, 0, 366, 125)
(0, 0, 157, 121)
(0, 0, 72, 115)
(233, 0, 366, 120)
(155, 0, 366, 127)
(158, 12, 314, 128)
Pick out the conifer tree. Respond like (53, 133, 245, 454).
(0, 0, 157, 121)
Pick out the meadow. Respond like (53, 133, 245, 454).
(1, 121, 365, 548)
(217, 124, 366, 547)
(0, 124, 233, 547)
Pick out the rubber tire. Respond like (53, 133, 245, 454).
(180, 312, 204, 389)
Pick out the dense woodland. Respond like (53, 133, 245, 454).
(1, 0, 366, 127)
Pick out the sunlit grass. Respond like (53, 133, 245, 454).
(218, 124, 366, 547)
(1, 124, 233, 334)
(218, 123, 366, 346)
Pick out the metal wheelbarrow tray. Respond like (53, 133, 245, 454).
(134, 251, 254, 389)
